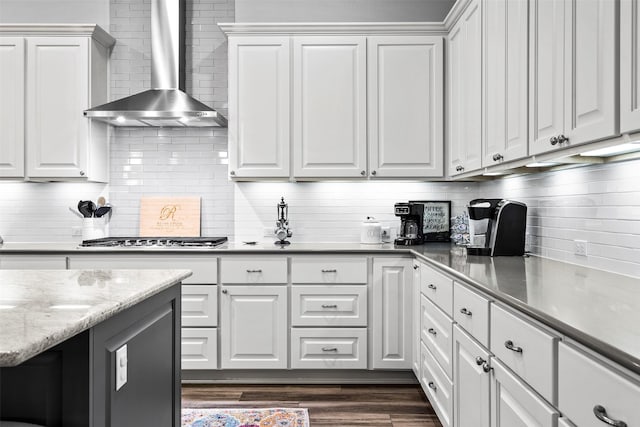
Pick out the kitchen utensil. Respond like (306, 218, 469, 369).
(69, 206, 84, 219)
(94, 206, 112, 218)
(360, 217, 382, 244)
(78, 200, 96, 218)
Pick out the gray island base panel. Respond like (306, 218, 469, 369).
(0, 269, 191, 367)
(0, 269, 189, 427)
(1, 242, 639, 374)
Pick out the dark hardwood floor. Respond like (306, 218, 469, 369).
(182, 384, 444, 427)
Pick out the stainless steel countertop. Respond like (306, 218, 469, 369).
(1, 241, 639, 375)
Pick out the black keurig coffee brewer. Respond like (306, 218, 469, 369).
(467, 198, 527, 256)
(394, 202, 425, 245)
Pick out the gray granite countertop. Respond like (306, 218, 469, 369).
(0, 269, 191, 367)
(1, 241, 639, 375)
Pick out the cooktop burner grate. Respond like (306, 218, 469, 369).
(80, 236, 228, 248)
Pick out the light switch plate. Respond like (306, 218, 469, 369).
(115, 344, 127, 391)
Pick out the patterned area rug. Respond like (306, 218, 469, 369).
(182, 407, 310, 427)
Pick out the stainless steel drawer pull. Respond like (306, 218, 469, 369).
(504, 340, 523, 353)
(427, 328, 437, 336)
(427, 284, 437, 290)
(427, 381, 437, 391)
(321, 304, 338, 309)
(222, 289, 228, 294)
(322, 347, 338, 352)
(593, 405, 627, 427)
(321, 269, 337, 273)
(460, 307, 472, 316)
(246, 269, 263, 273)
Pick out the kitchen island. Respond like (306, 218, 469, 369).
(0, 269, 191, 427)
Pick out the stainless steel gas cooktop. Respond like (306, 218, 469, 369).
(80, 237, 228, 248)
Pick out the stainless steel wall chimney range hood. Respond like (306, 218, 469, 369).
(84, 0, 227, 127)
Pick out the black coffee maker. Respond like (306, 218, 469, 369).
(467, 198, 527, 256)
(394, 202, 425, 245)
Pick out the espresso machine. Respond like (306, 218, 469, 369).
(467, 198, 527, 256)
(394, 202, 425, 245)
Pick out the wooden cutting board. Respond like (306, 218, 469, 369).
(139, 197, 201, 237)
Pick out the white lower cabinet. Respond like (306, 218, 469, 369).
(421, 294, 453, 379)
(181, 285, 218, 327)
(558, 342, 640, 427)
(453, 325, 490, 427)
(290, 328, 367, 369)
(413, 262, 423, 376)
(291, 285, 367, 327)
(421, 341, 453, 427)
(372, 257, 412, 369)
(220, 285, 288, 369)
(491, 358, 559, 427)
(181, 328, 218, 370)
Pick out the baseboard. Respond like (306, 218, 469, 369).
(182, 369, 418, 384)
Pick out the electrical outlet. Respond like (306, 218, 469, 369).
(115, 344, 127, 391)
(71, 226, 82, 237)
(263, 227, 274, 237)
(574, 240, 588, 256)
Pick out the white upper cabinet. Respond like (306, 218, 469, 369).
(228, 37, 290, 178)
(368, 36, 444, 178)
(482, 0, 529, 167)
(0, 37, 25, 178)
(448, 0, 482, 176)
(293, 36, 367, 178)
(0, 25, 113, 182)
(529, 0, 618, 156)
(621, 0, 640, 134)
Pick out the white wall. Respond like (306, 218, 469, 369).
(0, 0, 110, 30)
(235, 0, 455, 22)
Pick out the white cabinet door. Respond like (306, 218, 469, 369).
(482, 0, 528, 167)
(182, 285, 218, 327)
(372, 257, 412, 369)
(529, 0, 566, 155)
(0, 37, 25, 178)
(563, 0, 618, 147)
(293, 36, 367, 178)
(413, 262, 422, 376)
(368, 36, 444, 178)
(220, 285, 287, 369)
(448, 0, 482, 176)
(453, 325, 490, 427)
(621, 0, 640, 134)
(228, 37, 290, 178)
(491, 358, 559, 427)
(182, 328, 218, 370)
(25, 37, 89, 178)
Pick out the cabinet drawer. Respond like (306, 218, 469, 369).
(221, 257, 287, 284)
(453, 281, 490, 347)
(421, 294, 453, 379)
(420, 342, 452, 427)
(558, 342, 640, 427)
(290, 328, 367, 369)
(181, 328, 217, 370)
(490, 304, 559, 404)
(291, 256, 367, 284)
(69, 255, 217, 284)
(182, 285, 217, 327)
(291, 285, 367, 326)
(492, 358, 559, 426)
(0, 255, 67, 269)
(420, 265, 453, 317)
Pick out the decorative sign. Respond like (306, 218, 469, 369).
(139, 197, 201, 237)
(410, 200, 451, 242)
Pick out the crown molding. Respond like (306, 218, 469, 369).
(0, 24, 115, 48)
(442, 0, 473, 30)
(218, 22, 448, 36)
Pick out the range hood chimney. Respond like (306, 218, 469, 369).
(84, 0, 227, 127)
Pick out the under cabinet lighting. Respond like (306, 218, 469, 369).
(483, 171, 509, 176)
(0, 305, 16, 310)
(116, 116, 126, 124)
(526, 162, 561, 168)
(579, 142, 640, 157)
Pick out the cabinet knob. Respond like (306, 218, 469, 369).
(460, 307, 472, 316)
(221, 289, 228, 294)
(427, 381, 437, 391)
(371, 170, 377, 176)
(427, 284, 437, 291)
(593, 405, 627, 427)
(504, 340, 523, 353)
(79, 170, 85, 177)
(482, 362, 493, 373)
(558, 134, 569, 144)
(427, 328, 437, 336)
(492, 153, 503, 161)
(360, 170, 366, 176)
(413, 265, 419, 270)
(455, 165, 464, 172)
(475, 356, 486, 366)
(230, 170, 236, 175)
(550, 136, 559, 145)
